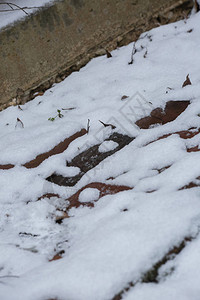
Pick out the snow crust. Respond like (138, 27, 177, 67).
(1, 11, 200, 300)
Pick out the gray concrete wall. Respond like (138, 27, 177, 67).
(0, 0, 192, 110)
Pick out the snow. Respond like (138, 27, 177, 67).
(1, 9, 200, 300)
(98, 140, 119, 153)
(79, 188, 100, 203)
(0, 0, 54, 30)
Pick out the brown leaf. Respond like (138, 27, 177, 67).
(121, 95, 129, 100)
(182, 74, 192, 88)
(49, 250, 65, 262)
(33, 91, 44, 98)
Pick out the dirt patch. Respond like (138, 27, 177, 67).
(47, 132, 134, 187)
(136, 100, 190, 129)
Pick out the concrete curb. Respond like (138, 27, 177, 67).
(0, 0, 192, 110)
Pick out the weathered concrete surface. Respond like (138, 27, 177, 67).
(0, 0, 193, 110)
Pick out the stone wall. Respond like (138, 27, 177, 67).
(0, 0, 192, 110)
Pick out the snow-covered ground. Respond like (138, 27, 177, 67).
(1, 9, 200, 300)
(0, 0, 54, 30)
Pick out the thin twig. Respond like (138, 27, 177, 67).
(99, 120, 116, 129)
(87, 119, 90, 134)
(62, 107, 76, 111)
(0, 3, 40, 15)
(128, 42, 137, 64)
(6, 3, 13, 10)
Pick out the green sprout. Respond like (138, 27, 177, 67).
(48, 109, 64, 121)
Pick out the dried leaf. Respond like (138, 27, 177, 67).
(49, 250, 65, 262)
(33, 91, 44, 98)
(15, 118, 24, 128)
(121, 95, 129, 100)
(182, 74, 192, 88)
(99, 120, 116, 129)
